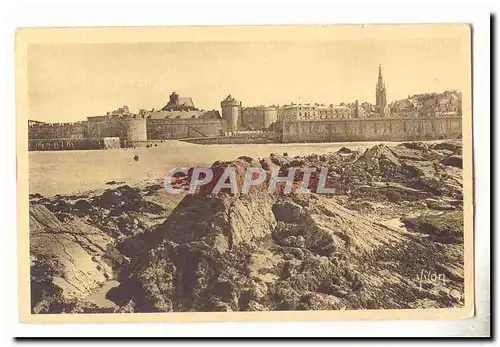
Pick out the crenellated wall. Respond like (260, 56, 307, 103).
(281, 117, 462, 143)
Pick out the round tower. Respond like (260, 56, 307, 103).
(221, 95, 240, 134)
(124, 118, 147, 145)
(262, 106, 278, 128)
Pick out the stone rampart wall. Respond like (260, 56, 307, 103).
(281, 117, 462, 143)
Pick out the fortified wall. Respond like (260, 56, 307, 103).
(28, 117, 225, 150)
(241, 106, 278, 130)
(28, 118, 148, 150)
(146, 118, 226, 140)
(28, 122, 86, 140)
(281, 117, 462, 143)
(85, 118, 148, 145)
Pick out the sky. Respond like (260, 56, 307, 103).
(27, 38, 467, 123)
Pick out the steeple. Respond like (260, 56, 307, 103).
(377, 64, 384, 88)
(376, 64, 387, 117)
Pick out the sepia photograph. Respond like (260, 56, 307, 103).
(16, 24, 474, 323)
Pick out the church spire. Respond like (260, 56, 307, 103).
(376, 64, 387, 116)
(377, 64, 384, 88)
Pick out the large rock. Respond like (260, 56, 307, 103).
(402, 212, 464, 244)
(117, 192, 458, 312)
(154, 194, 276, 252)
(272, 200, 303, 223)
(441, 155, 463, 169)
(30, 205, 117, 313)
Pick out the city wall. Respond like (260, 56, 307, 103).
(281, 117, 462, 143)
(28, 118, 226, 150)
(146, 118, 226, 139)
(29, 120, 128, 140)
(28, 122, 86, 140)
(28, 116, 463, 150)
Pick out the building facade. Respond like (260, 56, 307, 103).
(389, 90, 462, 118)
(277, 103, 356, 122)
(277, 103, 319, 121)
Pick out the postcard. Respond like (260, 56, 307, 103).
(16, 24, 473, 322)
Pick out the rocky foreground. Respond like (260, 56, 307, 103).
(29, 140, 464, 313)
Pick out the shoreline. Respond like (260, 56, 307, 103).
(28, 139, 458, 197)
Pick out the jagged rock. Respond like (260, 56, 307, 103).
(296, 293, 343, 310)
(269, 153, 290, 166)
(402, 212, 463, 244)
(259, 157, 277, 171)
(105, 180, 126, 185)
(337, 147, 353, 154)
(247, 300, 269, 311)
(281, 235, 306, 248)
(93, 185, 142, 209)
(73, 199, 93, 216)
(272, 200, 303, 223)
(425, 198, 456, 211)
(400, 141, 429, 151)
(441, 155, 463, 169)
(155, 194, 276, 250)
(119, 190, 444, 312)
(238, 155, 256, 164)
(248, 279, 268, 300)
(289, 158, 306, 166)
(430, 141, 462, 153)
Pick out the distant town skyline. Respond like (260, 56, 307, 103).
(28, 38, 467, 122)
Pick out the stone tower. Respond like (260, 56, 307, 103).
(375, 64, 387, 117)
(221, 95, 240, 134)
(354, 100, 365, 119)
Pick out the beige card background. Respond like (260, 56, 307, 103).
(16, 24, 473, 323)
